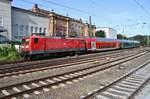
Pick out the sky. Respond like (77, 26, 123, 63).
(12, 0, 150, 37)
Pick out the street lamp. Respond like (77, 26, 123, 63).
(142, 22, 149, 46)
(147, 25, 149, 47)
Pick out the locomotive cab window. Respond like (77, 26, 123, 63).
(34, 38, 38, 44)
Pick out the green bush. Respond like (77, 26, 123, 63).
(0, 46, 23, 62)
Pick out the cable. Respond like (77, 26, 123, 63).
(20, 0, 113, 23)
(20, 0, 69, 14)
(21, 0, 43, 8)
(132, 0, 150, 17)
(18, 0, 141, 28)
(40, 0, 112, 21)
(89, 0, 100, 7)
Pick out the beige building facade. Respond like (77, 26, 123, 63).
(32, 4, 96, 38)
(0, 1, 96, 41)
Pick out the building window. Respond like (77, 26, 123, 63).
(20, 25, 24, 36)
(0, 35, 7, 44)
(14, 24, 18, 38)
(0, 16, 3, 26)
(30, 26, 33, 34)
(39, 27, 42, 33)
(25, 25, 29, 36)
(43, 28, 46, 33)
(35, 27, 38, 33)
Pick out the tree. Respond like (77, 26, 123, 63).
(130, 35, 149, 46)
(69, 32, 78, 37)
(95, 30, 105, 38)
(117, 34, 127, 39)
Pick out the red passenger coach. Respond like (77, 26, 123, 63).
(85, 37, 120, 51)
(21, 34, 86, 58)
(85, 38, 97, 51)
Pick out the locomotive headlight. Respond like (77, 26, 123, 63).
(26, 39, 29, 42)
(25, 45, 29, 48)
(21, 46, 24, 48)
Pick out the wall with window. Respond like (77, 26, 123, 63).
(69, 21, 83, 37)
(0, 0, 12, 40)
(0, 16, 3, 27)
(12, 7, 49, 40)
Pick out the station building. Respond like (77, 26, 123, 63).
(0, 0, 12, 40)
(0, 0, 96, 41)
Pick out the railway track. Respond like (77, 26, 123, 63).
(0, 50, 148, 98)
(0, 49, 144, 78)
(0, 48, 141, 71)
(81, 59, 150, 99)
(0, 48, 137, 66)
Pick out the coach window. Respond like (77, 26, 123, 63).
(34, 38, 38, 44)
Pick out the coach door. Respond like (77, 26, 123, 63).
(91, 42, 96, 50)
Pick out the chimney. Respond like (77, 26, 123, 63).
(32, 4, 40, 13)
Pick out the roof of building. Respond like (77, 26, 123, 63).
(12, 6, 49, 18)
(31, 4, 85, 23)
(11, 4, 96, 28)
(12, 5, 83, 24)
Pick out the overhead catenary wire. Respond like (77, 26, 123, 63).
(21, 0, 68, 13)
(40, 0, 113, 21)
(20, 0, 114, 24)
(18, 0, 141, 29)
(132, 0, 150, 17)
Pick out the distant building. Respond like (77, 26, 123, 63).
(32, 4, 96, 37)
(96, 27, 117, 39)
(0, 0, 12, 40)
(84, 23, 96, 37)
(12, 6, 49, 40)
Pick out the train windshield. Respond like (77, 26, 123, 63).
(22, 38, 29, 44)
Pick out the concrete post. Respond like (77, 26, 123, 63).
(66, 18, 69, 37)
(48, 13, 56, 36)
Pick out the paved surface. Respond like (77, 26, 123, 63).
(134, 80, 150, 99)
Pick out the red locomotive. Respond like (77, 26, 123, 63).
(21, 33, 139, 59)
(21, 33, 86, 58)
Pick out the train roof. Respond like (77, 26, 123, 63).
(86, 37, 140, 43)
(24, 35, 140, 43)
(95, 38, 117, 42)
(118, 39, 140, 43)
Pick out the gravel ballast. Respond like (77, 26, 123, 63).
(29, 52, 150, 99)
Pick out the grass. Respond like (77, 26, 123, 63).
(0, 46, 23, 62)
